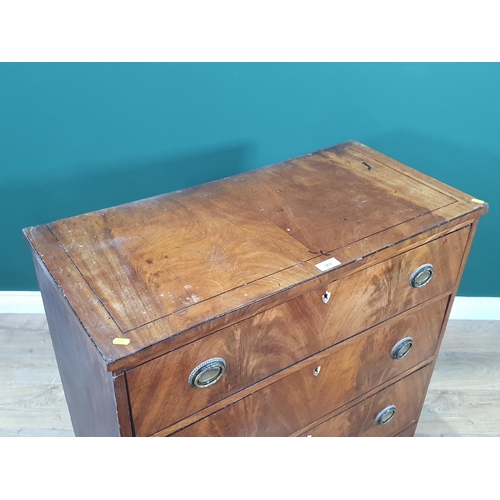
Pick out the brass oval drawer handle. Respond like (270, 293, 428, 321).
(375, 405, 397, 426)
(409, 263, 434, 288)
(390, 337, 414, 360)
(188, 358, 226, 388)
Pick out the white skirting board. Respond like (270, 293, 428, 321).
(0, 292, 46, 314)
(449, 297, 500, 321)
(0, 291, 499, 320)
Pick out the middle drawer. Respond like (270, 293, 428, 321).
(171, 297, 447, 436)
(171, 295, 448, 436)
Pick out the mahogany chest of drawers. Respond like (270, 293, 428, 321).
(23, 140, 488, 437)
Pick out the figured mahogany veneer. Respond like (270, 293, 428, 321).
(129, 227, 466, 436)
(300, 365, 433, 438)
(23, 141, 488, 437)
(170, 299, 445, 437)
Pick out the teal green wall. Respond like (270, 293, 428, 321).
(1, 63, 498, 296)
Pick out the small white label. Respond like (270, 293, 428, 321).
(315, 257, 341, 272)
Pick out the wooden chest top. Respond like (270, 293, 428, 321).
(23, 140, 488, 372)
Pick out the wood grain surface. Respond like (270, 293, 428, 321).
(45, 140, 456, 333)
(395, 423, 418, 437)
(33, 254, 122, 436)
(18, 140, 489, 437)
(22, 141, 488, 372)
(107, 216, 476, 372)
(300, 364, 433, 437)
(169, 298, 448, 437)
(1, 316, 497, 437)
(129, 290, 449, 436)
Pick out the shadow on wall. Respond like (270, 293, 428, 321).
(1, 143, 252, 291)
(362, 130, 498, 297)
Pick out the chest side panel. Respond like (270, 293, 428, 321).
(32, 253, 125, 436)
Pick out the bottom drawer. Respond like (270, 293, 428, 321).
(395, 423, 418, 437)
(300, 364, 433, 437)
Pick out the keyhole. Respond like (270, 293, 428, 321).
(313, 366, 321, 376)
(322, 291, 331, 304)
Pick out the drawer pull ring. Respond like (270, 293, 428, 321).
(322, 291, 331, 304)
(375, 405, 397, 426)
(409, 263, 434, 288)
(188, 358, 226, 388)
(390, 337, 414, 360)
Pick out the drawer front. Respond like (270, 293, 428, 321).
(171, 297, 448, 437)
(316, 224, 469, 346)
(300, 365, 432, 437)
(395, 423, 418, 437)
(128, 227, 467, 437)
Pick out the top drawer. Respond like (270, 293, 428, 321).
(127, 225, 469, 436)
